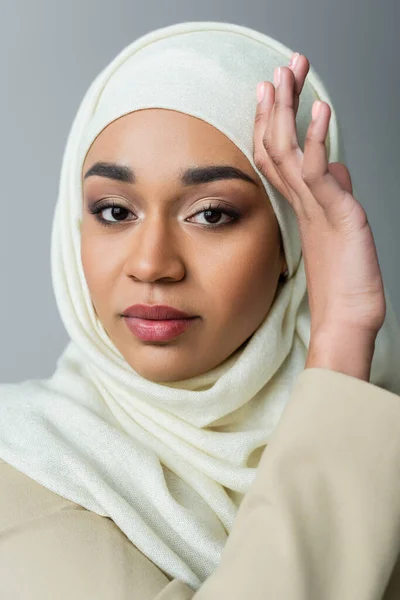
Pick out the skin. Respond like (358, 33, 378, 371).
(254, 54, 385, 381)
(81, 108, 288, 383)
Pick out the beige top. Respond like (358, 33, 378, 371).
(1, 367, 400, 599)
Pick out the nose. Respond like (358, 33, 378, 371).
(122, 216, 186, 283)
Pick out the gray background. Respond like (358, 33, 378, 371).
(1, 0, 398, 383)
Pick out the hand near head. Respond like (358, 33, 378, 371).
(253, 54, 386, 380)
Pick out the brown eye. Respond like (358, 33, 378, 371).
(186, 201, 241, 228)
(101, 206, 131, 222)
(87, 199, 241, 230)
(189, 208, 234, 226)
(87, 200, 134, 226)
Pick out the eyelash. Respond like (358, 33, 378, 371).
(87, 200, 241, 229)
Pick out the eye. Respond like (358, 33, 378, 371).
(187, 201, 241, 228)
(99, 205, 132, 222)
(87, 199, 241, 229)
(87, 200, 134, 226)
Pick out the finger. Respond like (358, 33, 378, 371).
(254, 53, 310, 159)
(267, 66, 303, 187)
(253, 81, 276, 171)
(328, 162, 353, 195)
(253, 79, 302, 207)
(301, 102, 353, 217)
(254, 55, 309, 164)
(289, 54, 310, 116)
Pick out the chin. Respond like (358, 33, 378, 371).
(120, 352, 192, 384)
(134, 367, 189, 384)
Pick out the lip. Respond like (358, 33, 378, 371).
(123, 316, 196, 342)
(122, 304, 196, 320)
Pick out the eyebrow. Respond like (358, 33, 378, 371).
(83, 161, 259, 187)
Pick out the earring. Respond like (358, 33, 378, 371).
(279, 268, 289, 283)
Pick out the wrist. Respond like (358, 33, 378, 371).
(305, 328, 377, 382)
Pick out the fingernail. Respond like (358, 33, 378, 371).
(289, 52, 300, 68)
(256, 81, 266, 103)
(274, 67, 281, 87)
(312, 101, 322, 120)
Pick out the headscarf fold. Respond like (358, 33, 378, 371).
(1, 21, 399, 591)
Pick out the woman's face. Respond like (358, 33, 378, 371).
(81, 109, 287, 383)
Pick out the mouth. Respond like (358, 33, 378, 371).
(123, 316, 198, 342)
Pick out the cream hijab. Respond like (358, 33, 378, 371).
(1, 21, 399, 591)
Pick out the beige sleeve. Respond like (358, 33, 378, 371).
(156, 368, 400, 600)
(1, 368, 400, 599)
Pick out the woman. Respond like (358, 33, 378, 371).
(1, 21, 400, 599)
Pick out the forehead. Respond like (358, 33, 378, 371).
(83, 108, 253, 174)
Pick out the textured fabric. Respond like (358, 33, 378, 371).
(1, 369, 400, 599)
(0, 21, 399, 592)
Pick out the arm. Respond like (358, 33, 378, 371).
(305, 328, 377, 381)
(156, 47, 398, 599)
(156, 368, 400, 599)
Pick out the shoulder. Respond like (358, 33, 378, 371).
(0, 459, 79, 533)
(0, 459, 172, 599)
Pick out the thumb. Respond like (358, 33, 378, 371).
(327, 162, 353, 195)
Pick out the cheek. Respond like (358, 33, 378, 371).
(202, 233, 280, 318)
(80, 232, 119, 306)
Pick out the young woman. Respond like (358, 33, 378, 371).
(1, 21, 400, 599)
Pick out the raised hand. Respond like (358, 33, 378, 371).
(253, 54, 386, 380)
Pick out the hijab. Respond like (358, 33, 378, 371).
(1, 21, 399, 591)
